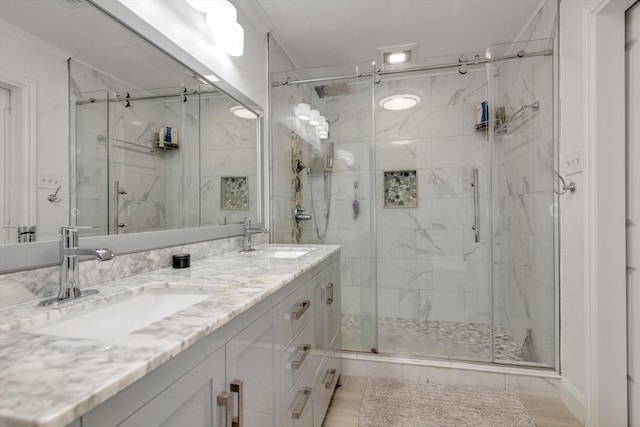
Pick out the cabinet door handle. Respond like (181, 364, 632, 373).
(291, 387, 312, 419)
(322, 282, 334, 305)
(323, 368, 337, 389)
(289, 344, 311, 369)
(217, 391, 232, 427)
(285, 300, 310, 320)
(230, 379, 243, 427)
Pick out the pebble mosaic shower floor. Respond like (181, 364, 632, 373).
(341, 315, 525, 362)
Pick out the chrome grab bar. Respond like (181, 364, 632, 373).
(472, 168, 480, 243)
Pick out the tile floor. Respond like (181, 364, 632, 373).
(321, 376, 583, 427)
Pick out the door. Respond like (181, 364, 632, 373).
(119, 346, 226, 427)
(225, 309, 278, 427)
(626, 4, 640, 425)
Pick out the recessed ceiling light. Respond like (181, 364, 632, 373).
(380, 94, 421, 111)
(230, 105, 256, 119)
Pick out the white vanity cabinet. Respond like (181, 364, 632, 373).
(281, 257, 341, 427)
(78, 251, 340, 427)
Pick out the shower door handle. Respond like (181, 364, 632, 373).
(472, 168, 480, 243)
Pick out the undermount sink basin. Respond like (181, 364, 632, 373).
(31, 286, 221, 342)
(247, 246, 315, 259)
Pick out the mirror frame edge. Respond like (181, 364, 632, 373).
(0, 0, 266, 274)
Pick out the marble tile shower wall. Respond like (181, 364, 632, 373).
(199, 95, 258, 226)
(0, 235, 262, 308)
(493, 44, 556, 364)
(270, 71, 321, 245)
(373, 72, 491, 325)
(314, 70, 492, 325)
(72, 60, 182, 234)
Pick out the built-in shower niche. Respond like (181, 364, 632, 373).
(383, 170, 417, 208)
(220, 176, 249, 210)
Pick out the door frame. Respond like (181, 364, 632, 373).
(579, 0, 634, 425)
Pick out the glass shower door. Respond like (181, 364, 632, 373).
(269, 63, 378, 354)
(489, 39, 557, 368)
(74, 90, 110, 234)
(374, 60, 493, 362)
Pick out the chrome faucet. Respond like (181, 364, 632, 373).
(242, 218, 268, 252)
(39, 226, 114, 306)
(294, 207, 312, 222)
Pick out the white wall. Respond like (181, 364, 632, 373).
(559, 0, 631, 425)
(558, 1, 587, 414)
(0, 22, 69, 242)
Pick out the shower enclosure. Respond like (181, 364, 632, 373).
(270, 38, 557, 369)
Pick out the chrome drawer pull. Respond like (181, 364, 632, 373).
(291, 387, 312, 419)
(216, 391, 232, 427)
(289, 344, 311, 369)
(323, 368, 337, 389)
(230, 379, 243, 427)
(285, 300, 310, 320)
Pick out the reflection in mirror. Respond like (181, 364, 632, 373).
(0, 0, 260, 246)
(72, 80, 258, 235)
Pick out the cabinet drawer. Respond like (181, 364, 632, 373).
(282, 364, 315, 427)
(280, 281, 312, 348)
(312, 351, 341, 427)
(282, 320, 313, 394)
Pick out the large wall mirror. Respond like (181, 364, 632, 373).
(0, 0, 262, 271)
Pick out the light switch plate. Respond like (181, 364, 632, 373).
(563, 150, 583, 175)
(37, 173, 63, 190)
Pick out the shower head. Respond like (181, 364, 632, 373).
(314, 82, 352, 98)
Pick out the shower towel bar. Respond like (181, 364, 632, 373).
(495, 101, 539, 134)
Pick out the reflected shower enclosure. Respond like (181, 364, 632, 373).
(71, 60, 259, 235)
(270, 38, 558, 369)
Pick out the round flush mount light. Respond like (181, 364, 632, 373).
(379, 94, 421, 111)
(230, 105, 257, 119)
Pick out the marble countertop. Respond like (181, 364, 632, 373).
(0, 244, 340, 427)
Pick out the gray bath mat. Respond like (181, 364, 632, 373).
(359, 377, 535, 427)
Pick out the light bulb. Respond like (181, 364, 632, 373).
(296, 103, 311, 121)
(309, 109, 320, 126)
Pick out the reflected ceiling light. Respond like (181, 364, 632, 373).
(391, 139, 413, 146)
(317, 117, 328, 132)
(230, 105, 257, 119)
(380, 94, 421, 111)
(318, 130, 329, 140)
(203, 74, 219, 82)
(309, 109, 321, 126)
(296, 103, 311, 120)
